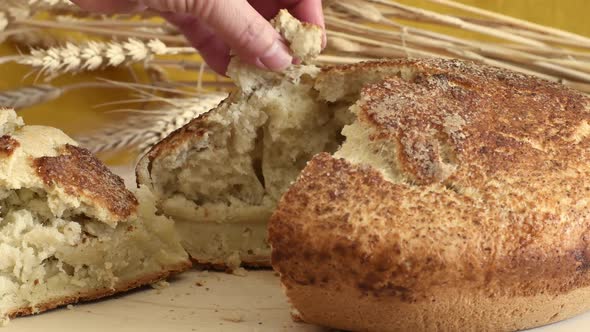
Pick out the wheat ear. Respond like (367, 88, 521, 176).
(14, 38, 195, 79)
(27, 0, 79, 12)
(0, 82, 124, 110)
(0, 85, 64, 110)
(77, 93, 227, 155)
(0, 2, 77, 47)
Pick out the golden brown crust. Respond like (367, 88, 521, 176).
(0, 135, 19, 157)
(272, 155, 590, 298)
(34, 144, 138, 221)
(286, 283, 590, 332)
(135, 94, 233, 189)
(270, 58, 590, 330)
(7, 260, 192, 319)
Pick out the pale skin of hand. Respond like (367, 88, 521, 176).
(71, 0, 325, 75)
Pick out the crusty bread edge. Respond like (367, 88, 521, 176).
(192, 261, 270, 270)
(285, 283, 590, 331)
(7, 260, 192, 319)
(191, 258, 271, 272)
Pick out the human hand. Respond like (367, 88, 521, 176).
(71, 0, 325, 75)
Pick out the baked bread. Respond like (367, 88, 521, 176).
(136, 10, 331, 269)
(136, 9, 590, 330)
(269, 59, 590, 331)
(0, 109, 190, 323)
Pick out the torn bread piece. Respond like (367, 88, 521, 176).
(0, 109, 190, 322)
(271, 9, 323, 63)
(136, 10, 330, 269)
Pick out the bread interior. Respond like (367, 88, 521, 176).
(148, 62, 414, 267)
(0, 186, 185, 319)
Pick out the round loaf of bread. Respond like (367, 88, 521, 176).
(269, 59, 590, 331)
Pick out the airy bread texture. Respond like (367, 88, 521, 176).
(269, 59, 590, 331)
(0, 109, 190, 323)
(136, 10, 337, 269)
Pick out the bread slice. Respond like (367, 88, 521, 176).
(0, 109, 191, 323)
(136, 10, 335, 269)
(269, 59, 590, 331)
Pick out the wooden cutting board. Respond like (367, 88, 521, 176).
(5, 270, 321, 332)
(4, 268, 590, 332)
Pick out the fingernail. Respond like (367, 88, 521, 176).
(258, 40, 292, 71)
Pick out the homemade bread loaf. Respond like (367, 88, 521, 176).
(269, 59, 590, 331)
(136, 10, 332, 269)
(136, 10, 590, 331)
(0, 109, 190, 323)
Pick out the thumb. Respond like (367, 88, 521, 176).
(137, 0, 293, 71)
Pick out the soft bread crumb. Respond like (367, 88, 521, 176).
(221, 312, 245, 323)
(290, 308, 304, 322)
(150, 280, 170, 290)
(232, 268, 248, 277)
(0, 108, 23, 136)
(271, 9, 323, 63)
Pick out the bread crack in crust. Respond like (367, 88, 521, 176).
(0, 109, 190, 323)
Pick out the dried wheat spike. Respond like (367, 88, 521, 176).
(17, 38, 193, 79)
(77, 93, 227, 156)
(28, 0, 76, 9)
(0, 85, 64, 110)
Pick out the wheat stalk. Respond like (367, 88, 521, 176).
(0, 82, 125, 110)
(0, 85, 63, 110)
(321, 0, 590, 93)
(77, 92, 227, 156)
(0, 2, 70, 47)
(13, 38, 194, 79)
(28, 0, 75, 7)
(0, 5, 30, 33)
(8, 28, 60, 47)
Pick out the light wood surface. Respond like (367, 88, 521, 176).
(3, 268, 590, 332)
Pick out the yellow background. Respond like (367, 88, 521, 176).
(0, 0, 588, 165)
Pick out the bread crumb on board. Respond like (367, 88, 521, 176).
(67, 304, 75, 310)
(232, 267, 248, 277)
(150, 280, 170, 290)
(221, 312, 245, 323)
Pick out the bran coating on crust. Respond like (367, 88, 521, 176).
(34, 144, 138, 221)
(270, 58, 590, 330)
(0, 135, 19, 157)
